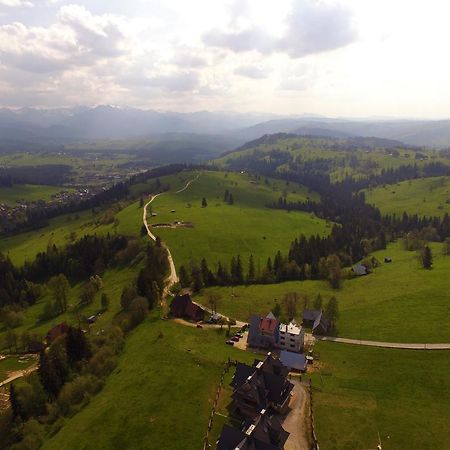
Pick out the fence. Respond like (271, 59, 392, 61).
(308, 379, 320, 450)
(202, 358, 237, 450)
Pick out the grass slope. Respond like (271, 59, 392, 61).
(309, 342, 450, 450)
(196, 241, 450, 342)
(150, 170, 327, 269)
(41, 317, 254, 450)
(0, 184, 73, 206)
(365, 176, 450, 217)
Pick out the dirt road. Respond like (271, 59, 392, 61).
(0, 365, 38, 388)
(143, 174, 200, 295)
(284, 379, 311, 450)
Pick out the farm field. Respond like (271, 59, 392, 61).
(308, 341, 450, 450)
(195, 241, 450, 343)
(40, 315, 254, 450)
(149, 170, 327, 269)
(365, 176, 450, 217)
(0, 264, 141, 352)
(0, 184, 73, 206)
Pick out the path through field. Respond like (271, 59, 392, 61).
(143, 174, 200, 295)
(317, 336, 450, 349)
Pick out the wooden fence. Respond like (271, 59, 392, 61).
(308, 379, 320, 450)
(202, 358, 237, 450)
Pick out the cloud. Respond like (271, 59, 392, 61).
(122, 71, 200, 92)
(0, 5, 129, 74)
(234, 64, 270, 79)
(203, 0, 356, 58)
(171, 50, 207, 68)
(0, 0, 33, 7)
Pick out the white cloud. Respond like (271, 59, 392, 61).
(234, 64, 270, 79)
(0, 0, 33, 7)
(203, 0, 356, 59)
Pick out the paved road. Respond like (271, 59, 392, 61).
(317, 336, 450, 350)
(143, 174, 200, 295)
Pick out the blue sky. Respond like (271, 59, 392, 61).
(0, 0, 449, 118)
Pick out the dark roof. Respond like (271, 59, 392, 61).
(217, 411, 289, 450)
(303, 309, 322, 322)
(169, 294, 204, 320)
(280, 351, 307, 372)
(46, 323, 70, 343)
(231, 362, 256, 389)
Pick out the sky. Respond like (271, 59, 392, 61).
(0, 0, 450, 118)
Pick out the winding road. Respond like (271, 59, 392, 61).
(143, 174, 200, 294)
(316, 336, 450, 350)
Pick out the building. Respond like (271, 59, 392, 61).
(169, 293, 205, 322)
(217, 408, 289, 450)
(46, 323, 71, 345)
(278, 320, 304, 353)
(279, 350, 307, 372)
(247, 313, 304, 353)
(302, 309, 330, 335)
(230, 353, 294, 419)
(352, 263, 368, 276)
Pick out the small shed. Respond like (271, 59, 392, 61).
(352, 263, 368, 276)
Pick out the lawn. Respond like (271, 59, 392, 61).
(149, 170, 327, 269)
(41, 316, 254, 450)
(365, 176, 450, 217)
(308, 341, 450, 450)
(195, 241, 450, 343)
(0, 184, 74, 206)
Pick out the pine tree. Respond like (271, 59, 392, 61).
(201, 197, 207, 208)
(421, 245, 433, 269)
(200, 258, 210, 286)
(66, 327, 91, 365)
(235, 255, 244, 285)
(191, 266, 204, 292)
(247, 254, 255, 283)
(179, 265, 190, 287)
(223, 189, 229, 202)
(313, 293, 323, 310)
(228, 193, 234, 205)
(9, 383, 21, 421)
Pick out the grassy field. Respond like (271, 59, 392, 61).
(149, 170, 327, 269)
(365, 176, 450, 217)
(0, 184, 73, 206)
(195, 241, 450, 343)
(41, 316, 254, 450)
(308, 341, 450, 450)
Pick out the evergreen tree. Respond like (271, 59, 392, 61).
(179, 265, 190, 288)
(228, 193, 234, 205)
(201, 197, 208, 208)
(247, 254, 255, 283)
(191, 266, 204, 292)
(313, 293, 323, 310)
(223, 189, 229, 202)
(9, 383, 21, 421)
(66, 327, 91, 365)
(200, 258, 210, 286)
(139, 197, 144, 208)
(421, 245, 433, 269)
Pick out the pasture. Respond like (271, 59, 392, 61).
(195, 241, 450, 343)
(365, 176, 450, 217)
(0, 184, 73, 206)
(40, 315, 254, 450)
(149, 170, 327, 269)
(309, 341, 450, 450)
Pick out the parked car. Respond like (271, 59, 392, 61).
(235, 333, 243, 338)
(231, 336, 240, 342)
(225, 340, 235, 346)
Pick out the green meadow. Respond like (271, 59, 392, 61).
(196, 241, 450, 343)
(365, 176, 450, 217)
(308, 341, 450, 450)
(0, 356, 36, 382)
(0, 184, 74, 206)
(149, 170, 327, 269)
(41, 316, 254, 450)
